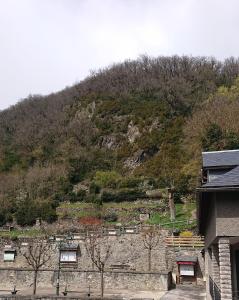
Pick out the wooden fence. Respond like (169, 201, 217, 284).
(165, 235, 204, 248)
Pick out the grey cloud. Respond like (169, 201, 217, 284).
(0, 0, 239, 110)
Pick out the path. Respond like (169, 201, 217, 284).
(160, 285, 206, 300)
(0, 287, 166, 300)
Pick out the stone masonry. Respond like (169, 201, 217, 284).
(219, 238, 232, 300)
(0, 233, 168, 272)
(0, 231, 204, 292)
(0, 269, 171, 292)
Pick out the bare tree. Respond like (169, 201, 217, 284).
(19, 238, 53, 295)
(167, 187, 175, 221)
(142, 228, 160, 272)
(159, 145, 180, 221)
(85, 233, 112, 298)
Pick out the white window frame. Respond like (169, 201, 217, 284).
(4, 251, 15, 262)
(179, 264, 194, 276)
(60, 250, 77, 262)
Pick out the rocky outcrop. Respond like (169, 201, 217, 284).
(124, 149, 146, 169)
(127, 121, 141, 143)
(124, 148, 158, 170)
(73, 182, 89, 194)
(100, 135, 118, 149)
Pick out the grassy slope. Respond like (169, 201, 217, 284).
(57, 201, 196, 229)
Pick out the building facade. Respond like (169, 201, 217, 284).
(198, 149, 239, 299)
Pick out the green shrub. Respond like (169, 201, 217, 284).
(89, 182, 101, 194)
(94, 171, 122, 188)
(103, 212, 118, 222)
(15, 198, 57, 226)
(67, 192, 79, 203)
(86, 194, 103, 206)
(101, 189, 146, 202)
(37, 201, 57, 223)
(0, 149, 20, 172)
(68, 158, 90, 183)
(77, 189, 87, 201)
(180, 230, 193, 237)
(118, 177, 142, 188)
(15, 199, 38, 226)
(0, 209, 13, 226)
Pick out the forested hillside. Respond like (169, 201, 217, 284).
(1, 55, 239, 227)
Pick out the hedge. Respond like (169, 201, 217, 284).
(101, 189, 146, 202)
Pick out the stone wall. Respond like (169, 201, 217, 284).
(0, 231, 204, 291)
(0, 233, 168, 272)
(0, 269, 170, 291)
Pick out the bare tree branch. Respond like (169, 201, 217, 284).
(142, 228, 160, 272)
(19, 237, 53, 295)
(85, 232, 112, 298)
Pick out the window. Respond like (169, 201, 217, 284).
(60, 251, 77, 262)
(4, 251, 15, 262)
(179, 264, 194, 276)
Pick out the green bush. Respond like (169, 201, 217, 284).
(86, 194, 103, 206)
(68, 158, 90, 183)
(0, 149, 21, 172)
(77, 189, 87, 201)
(67, 192, 79, 203)
(37, 201, 57, 223)
(94, 171, 122, 188)
(118, 177, 142, 188)
(103, 212, 118, 222)
(0, 209, 13, 226)
(89, 182, 101, 194)
(15, 199, 38, 226)
(15, 198, 57, 226)
(101, 189, 146, 202)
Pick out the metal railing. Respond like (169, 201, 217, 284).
(232, 291, 239, 299)
(50, 220, 197, 240)
(209, 276, 221, 300)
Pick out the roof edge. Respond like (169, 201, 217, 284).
(197, 186, 239, 192)
(202, 149, 239, 154)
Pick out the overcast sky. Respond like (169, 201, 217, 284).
(1, 0, 239, 110)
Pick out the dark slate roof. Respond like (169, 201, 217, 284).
(203, 165, 239, 188)
(176, 256, 197, 262)
(202, 150, 239, 168)
(60, 243, 79, 251)
(4, 248, 16, 252)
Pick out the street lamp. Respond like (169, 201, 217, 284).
(56, 240, 61, 296)
(55, 235, 73, 296)
(88, 284, 91, 297)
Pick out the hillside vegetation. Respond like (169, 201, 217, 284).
(1, 55, 239, 227)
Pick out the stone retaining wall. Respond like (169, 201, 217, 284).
(0, 233, 204, 291)
(0, 234, 168, 272)
(0, 268, 171, 291)
(0, 297, 115, 300)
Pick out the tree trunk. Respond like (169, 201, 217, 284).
(92, 248, 95, 270)
(33, 270, 38, 295)
(148, 248, 152, 272)
(100, 270, 104, 299)
(168, 188, 175, 221)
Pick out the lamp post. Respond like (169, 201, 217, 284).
(88, 284, 91, 297)
(56, 235, 72, 296)
(56, 240, 62, 296)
